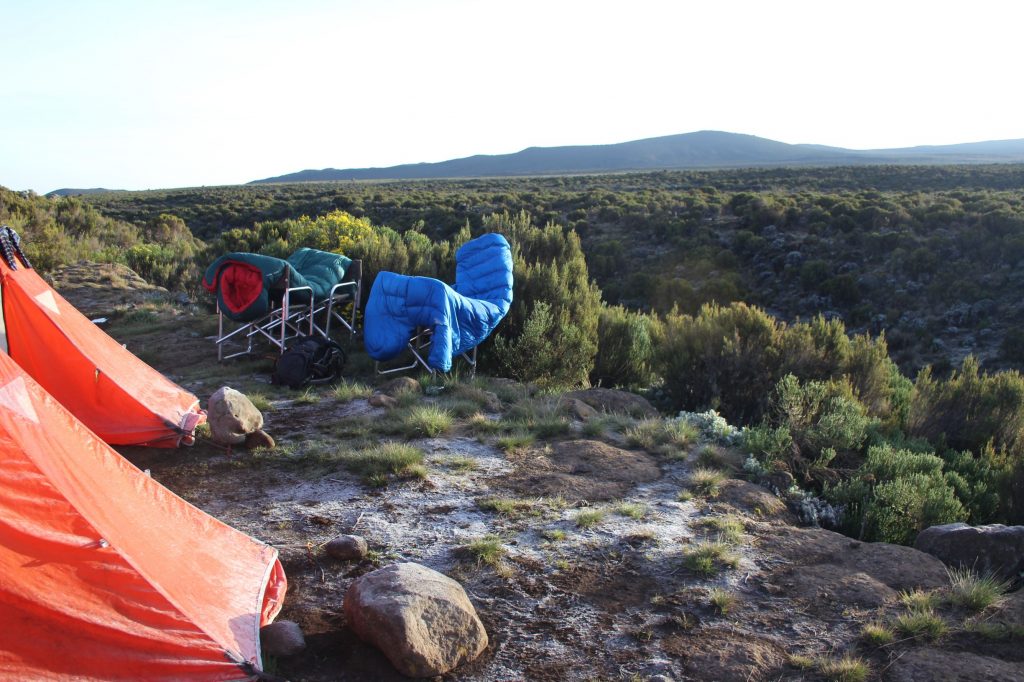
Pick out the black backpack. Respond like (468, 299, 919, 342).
(273, 336, 346, 389)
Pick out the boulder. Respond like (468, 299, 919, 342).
(563, 388, 658, 418)
(260, 620, 306, 657)
(325, 534, 369, 561)
(377, 377, 422, 398)
(914, 523, 1024, 582)
(344, 562, 488, 677)
(207, 387, 264, 446)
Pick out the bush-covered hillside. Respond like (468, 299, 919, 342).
(6, 165, 1024, 545)
(79, 164, 1024, 374)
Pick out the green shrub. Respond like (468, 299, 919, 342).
(591, 304, 659, 388)
(827, 444, 967, 544)
(749, 374, 874, 482)
(655, 302, 784, 424)
(742, 424, 793, 462)
(485, 211, 601, 388)
(909, 356, 1024, 461)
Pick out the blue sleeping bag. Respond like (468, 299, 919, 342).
(364, 233, 514, 371)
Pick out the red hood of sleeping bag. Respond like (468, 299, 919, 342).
(217, 262, 265, 315)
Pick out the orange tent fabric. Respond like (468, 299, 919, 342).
(0, 351, 286, 679)
(0, 250, 204, 447)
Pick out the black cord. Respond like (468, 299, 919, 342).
(4, 226, 31, 269)
(0, 226, 17, 270)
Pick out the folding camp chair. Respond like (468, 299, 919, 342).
(203, 251, 361, 362)
(214, 266, 314, 361)
(363, 234, 512, 378)
(309, 259, 362, 339)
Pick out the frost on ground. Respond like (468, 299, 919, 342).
(118, 374, 1021, 682)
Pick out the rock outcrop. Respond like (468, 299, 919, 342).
(563, 388, 659, 418)
(914, 523, 1024, 582)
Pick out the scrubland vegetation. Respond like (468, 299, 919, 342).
(3, 163, 1024, 546)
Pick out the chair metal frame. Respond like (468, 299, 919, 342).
(214, 259, 362, 362)
(374, 326, 477, 378)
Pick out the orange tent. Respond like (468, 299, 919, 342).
(0, 227, 204, 446)
(0, 350, 286, 679)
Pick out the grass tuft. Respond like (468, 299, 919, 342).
(788, 654, 815, 670)
(817, 654, 870, 682)
(894, 609, 948, 640)
(946, 567, 1009, 612)
(478, 496, 537, 517)
(696, 444, 726, 468)
(463, 535, 506, 567)
(860, 622, 894, 646)
(466, 413, 505, 435)
(293, 388, 321, 405)
(246, 391, 274, 412)
(683, 540, 740, 577)
(625, 418, 697, 458)
(615, 502, 648, 519)
(899, 588, 941, 612)
(689, 467, 728, 498)
(497, 431, 535, 453)
(402, 404, 454, 437)
(575, 508, 607, 529)
(696, 514, 745, 544)
(338, 442, 425, 484)
(708, 587, 736, 614)
(542, 528, 568, 542)
(333, 381, 373, 402)
(444, 456, 477, 473)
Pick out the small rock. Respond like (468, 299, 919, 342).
(368, 393, 399, 409)
(377, 376, 422, 398)
(244, 429, 275, 450)
(564, 398, 598, 421)
(260, 620, 306, 657)
(914, 523, 1024, 582)
(344, 562, 488, 677)
(207, 387, 263, 446)
(325, 534, 368, 561)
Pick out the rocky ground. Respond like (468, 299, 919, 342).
(59, 279, 1024, 682)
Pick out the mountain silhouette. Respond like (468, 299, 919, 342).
(251, 130, 1024, 184)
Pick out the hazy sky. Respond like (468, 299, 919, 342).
(3, 0, 1022, 193)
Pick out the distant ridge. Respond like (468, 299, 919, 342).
(250, 131, 1024, 184)
(46, 188, 123, 197)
